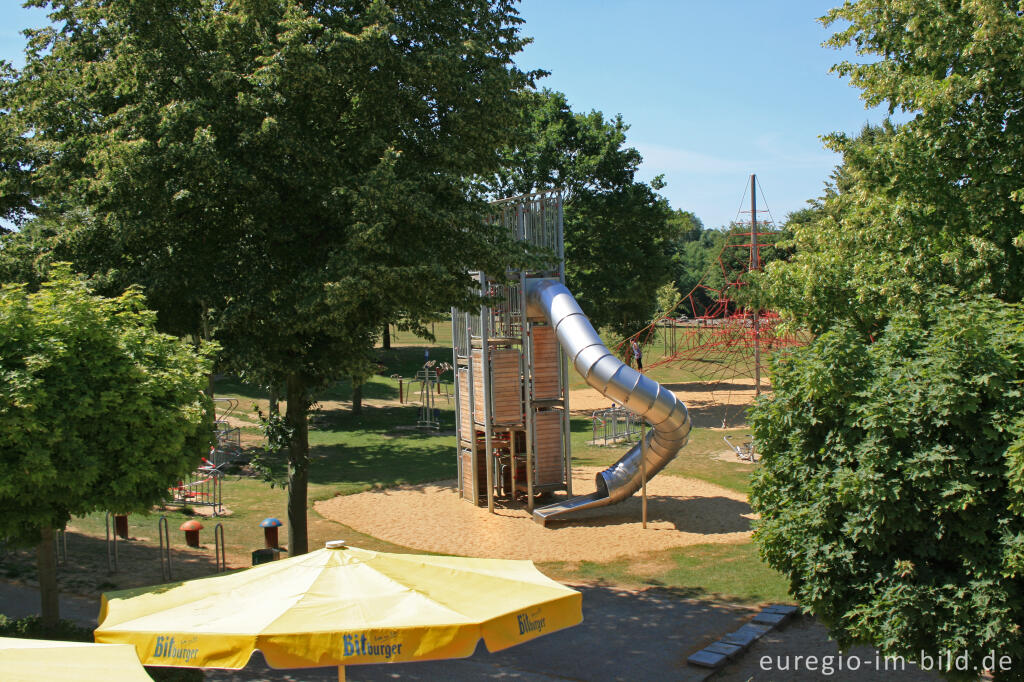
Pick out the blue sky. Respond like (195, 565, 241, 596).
(1, 1, 898, 228)
(514, 0, 899, 228)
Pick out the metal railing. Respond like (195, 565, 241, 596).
(591, 407, 641, 445)
(166, 470, 223, 515)
(158, 516, 172, 581)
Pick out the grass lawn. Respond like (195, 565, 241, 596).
(45, 325, 791, 606)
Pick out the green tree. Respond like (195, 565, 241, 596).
(0, 61, 35, 230)
(668, 219, 725, 315)
(750, 298, 1024, 677)
(10, 0, 536, 554)
(751, 1, 1024, 669)
(824, 0, 1024, 303)
(0, 267, 214, 625)
(760, 0, 1024, 334)
(492, 89, 677, 338)
(654, 281, 680, 318)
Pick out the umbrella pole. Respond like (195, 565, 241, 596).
(338, 665, 346, 681)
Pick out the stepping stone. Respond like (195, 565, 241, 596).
(687, 649, 729, 669)
(721, 623, 772, 649)
(762, 603, 800, 616)
(704, 641, 744, 658)
(752, 610, 791, 627)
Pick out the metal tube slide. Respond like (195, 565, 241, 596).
(526, 278, 691, 525)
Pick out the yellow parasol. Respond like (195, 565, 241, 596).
(95, 541, 581, 680)
(0, 636, 154, 681)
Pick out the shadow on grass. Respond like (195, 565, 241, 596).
(305, 405, 456, 488)
(308, 441, 455, 489)
(0, 529, 229, 600)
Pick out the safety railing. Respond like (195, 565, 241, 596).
(591, 407, 641, 445)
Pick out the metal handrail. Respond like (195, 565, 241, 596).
(214, 523, 226, 573)
(105, 513, 118, 573)
(158, 516, 172, 581)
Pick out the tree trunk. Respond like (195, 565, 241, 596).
(382, 323, 391, 350)
(36, 525, 59, 627)
(352, 379, 363, 416)
(285, 374, 309, 556)
(269, 385, 280, 417)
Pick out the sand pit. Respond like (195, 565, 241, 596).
(315, 467, 753, 562)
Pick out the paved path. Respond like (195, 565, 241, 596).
(1, 580, 745, 681)
(0, 581, 941, 681)
(0, 581, 100, 627)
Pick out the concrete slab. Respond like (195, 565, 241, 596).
(715, 616, 943, 681)
(752, 611, 791, 627)
(722, 623, 772, 649)
(763, 604, 800, 616)
(704, 641, 744, 658)
(687, 649, 729, 669)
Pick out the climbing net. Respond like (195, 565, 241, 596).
(617, 180, 810, 425)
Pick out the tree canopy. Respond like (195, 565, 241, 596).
(7, 0, 538, 554)
(759, 0, 1024, 335)
(492, 89, 677, 338)
(0, 266, 213, 622)
(751, 0, 1024, 669)
(751, 298, 1024, 674)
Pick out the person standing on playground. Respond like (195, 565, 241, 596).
(631, 338, 643, 373)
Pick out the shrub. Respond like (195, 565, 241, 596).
(751, 297, 1024, 678)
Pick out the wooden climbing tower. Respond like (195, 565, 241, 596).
(451, 191, 572, 512)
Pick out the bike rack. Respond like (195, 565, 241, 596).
(104, 513, 118, 573)
(214, 522, 226, 573)
(158, 516, 172, 581)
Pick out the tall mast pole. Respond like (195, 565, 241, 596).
(751, 174, 761, 397)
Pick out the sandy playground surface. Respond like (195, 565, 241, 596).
(315, 466, 753, 563)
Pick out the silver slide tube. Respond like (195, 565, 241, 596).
(526, 278, 692, 525)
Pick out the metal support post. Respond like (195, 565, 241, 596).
(158, 516, 172, 581)
(555, 196, 572, 495)
(521, 279, 536, 512)
(751, 173, 761, 398)
(641, 422, 648, 529)
(214, 523, 226, 573)
(105, 512, 118, 573)
(480, 272, 495, 514)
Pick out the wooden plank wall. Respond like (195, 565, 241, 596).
(460, 446, 485, 501)
(531, 324, 561, 400)
(457, 367, 472, 444)
(471, 350, 485, 423)
(491, 349, 523, 425)
(534, 410, 564, 486)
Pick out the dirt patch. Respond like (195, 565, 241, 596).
(314, 466, 753, 563)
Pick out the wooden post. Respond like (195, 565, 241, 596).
(751, 173, 761, 397)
